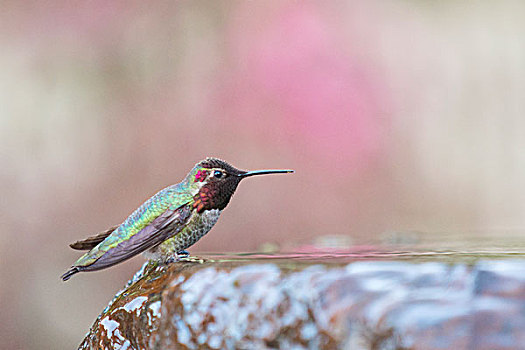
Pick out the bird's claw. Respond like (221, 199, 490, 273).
(165, 256, 179, 264)
(165, 250, 190, 264)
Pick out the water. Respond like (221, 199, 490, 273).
(79, 231, 525, 350)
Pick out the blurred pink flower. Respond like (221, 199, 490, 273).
(225, 2, 388, 171)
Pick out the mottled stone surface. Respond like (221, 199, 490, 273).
(79, 253, 525, 350)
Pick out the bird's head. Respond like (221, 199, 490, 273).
(187, 157, 293, 212)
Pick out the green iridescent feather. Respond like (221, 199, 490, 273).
(73, 167, 201, 267)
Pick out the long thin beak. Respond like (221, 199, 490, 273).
(239, 169, 294, 178)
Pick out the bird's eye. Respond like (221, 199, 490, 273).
(213, 170, 224, 178)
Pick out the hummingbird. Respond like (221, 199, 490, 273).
(61, 158, 293, 281)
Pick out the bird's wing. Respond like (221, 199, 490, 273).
(82, 184, 193, 262)
(81, 204, 192, 271)
(61, 204, 192, 280)
(63, 184, 194, 274)
(69, 225, 119, 250)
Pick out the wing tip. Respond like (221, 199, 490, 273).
(61, 267, 80, 281)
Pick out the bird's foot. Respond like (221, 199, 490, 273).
(165, 250, 190, 264)
(165, 256, 180, 264)
(177, 250, 190, 258)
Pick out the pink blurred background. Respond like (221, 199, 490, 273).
(2, 1, 525, 348)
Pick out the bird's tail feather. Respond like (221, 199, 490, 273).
(69, 226, 118, 250)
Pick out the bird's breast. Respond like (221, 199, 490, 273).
(146, 208, 222, 260)
(175, 208, 221, 248)
(201, 208, 221, 225)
